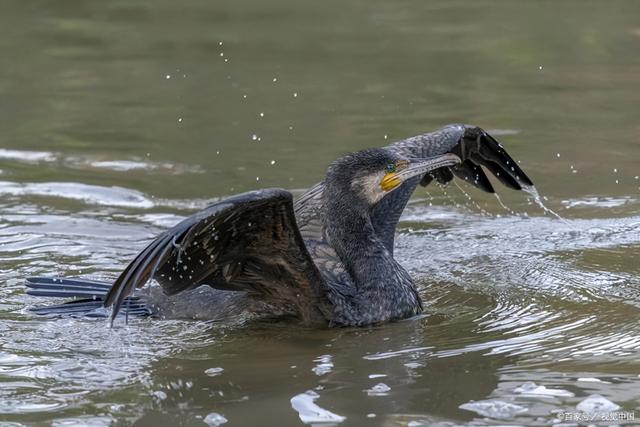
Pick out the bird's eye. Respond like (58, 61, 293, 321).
(385, 163, 397, 173)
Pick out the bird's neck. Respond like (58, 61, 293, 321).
(324, 204, 421, 323)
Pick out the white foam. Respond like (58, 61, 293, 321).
(514, 381, 574, 397)
(203, 412, 228, 426)
(576, 394, 620, 412)
(0, 149, 57, 162)
(459, 399, 527, 419)
(290, 391, 346, 425)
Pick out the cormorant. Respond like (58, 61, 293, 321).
(26, 124, 533, 327)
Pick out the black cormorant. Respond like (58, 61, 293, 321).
(26, 124, 533, 326)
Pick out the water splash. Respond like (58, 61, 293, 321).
(493, 193, 517, 216)
(453, 181, 490, 216)
(522, 185, 572, 226)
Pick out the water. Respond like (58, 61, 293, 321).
(1, 0, 640, 425)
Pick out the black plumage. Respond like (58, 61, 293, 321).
(26, 124, 533, 327)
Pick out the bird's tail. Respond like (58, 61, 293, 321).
(25, 277, 151, 318)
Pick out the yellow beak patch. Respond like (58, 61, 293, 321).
(380, 173, 401, 192)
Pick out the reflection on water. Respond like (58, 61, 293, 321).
(1, 0, 640, 425)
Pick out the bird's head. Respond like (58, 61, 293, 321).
(325, 148, 460, 208)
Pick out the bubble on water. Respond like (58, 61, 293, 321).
(383, 134, 388, 140)
(152, 390, 167, 400)
(312, 355, 333, 376)
(204, 412, 228, 426)
(204, 367, 224, 377)
(514, 381, 574, 397)
(556, 153, 560, 158)
(219, 52, 224, 57)
(365, 383, 390, 396)
(256, 176, 260, 181)
(178, 118, 183, 123)
(293, 92, 298, 97)
(251, 134, 258, 141)
(218, 41, 223, 46)
(367, 413, 376, 418)
(290, 391, 346, 425)
(538, 65, 543, 70)
(459, 400, 527, 419)
(272, 77, 277, 82)
(165, 74, 171, 79)
(576, 394, 620, 413)
(259, 112, 264, 117)
(270, 160, 276, 165)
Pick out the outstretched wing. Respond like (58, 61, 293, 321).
(373, 125, 533, 251)
(104, 188, 331, 324)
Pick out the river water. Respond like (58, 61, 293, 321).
(1, 1, 639, 426)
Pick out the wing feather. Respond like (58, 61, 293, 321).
(104, 188, 330, 324)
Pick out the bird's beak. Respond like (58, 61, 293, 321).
(381, 153, 461, 192)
